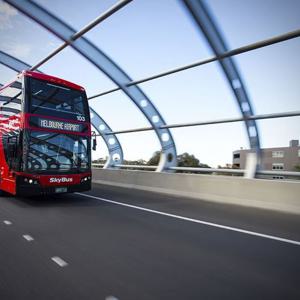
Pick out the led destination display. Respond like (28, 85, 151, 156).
(39, 119, 80, 131)
(29, 116, 88, 133)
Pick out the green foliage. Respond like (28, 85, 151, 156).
(123, 159, 147, 165)
(92, 158, 106, 164)
(199, 163, 211, 168)
(147, 151, 210, 168)
(294, 165, 300, 172)
(177, 152, 199, 167)
(147, 151, 161, 166)
(94, 152, 211, 171)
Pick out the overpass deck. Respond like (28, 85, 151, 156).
(0, 183, 299, 300)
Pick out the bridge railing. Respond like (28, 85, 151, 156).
(92, 109, 300, 180)
(92, 164, 300, 178)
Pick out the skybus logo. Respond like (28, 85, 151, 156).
(49, 177, 73, 183)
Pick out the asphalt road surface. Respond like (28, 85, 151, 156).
(0, 183, 300, 300)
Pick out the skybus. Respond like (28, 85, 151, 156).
(0, 71, 92, 196)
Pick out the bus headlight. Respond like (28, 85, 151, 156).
(23, 177, 39, 185)
(80, 176, 91, 183)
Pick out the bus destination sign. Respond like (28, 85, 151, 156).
(39, 119, 81, 132)
(29, 116, 87, 133)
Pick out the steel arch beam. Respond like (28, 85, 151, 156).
(0, 50, 31, 72)
(89, 107, 123, 168)
(5, 0, 177, 172)
(0, 50, 123, 168)
(183, 0, 261, 177)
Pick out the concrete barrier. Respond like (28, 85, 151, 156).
(92, 168, 300, 214)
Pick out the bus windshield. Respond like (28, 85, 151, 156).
(25, 131, 90, 173)
(28, 77, 88, 122)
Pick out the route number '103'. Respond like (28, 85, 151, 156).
(77, 115, 86, 121)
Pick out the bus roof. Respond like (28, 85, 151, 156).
(23, 71, 85, 92)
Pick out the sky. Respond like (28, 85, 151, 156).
(0, 0, 299, 167)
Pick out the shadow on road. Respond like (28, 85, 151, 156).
(1, 190, 105, 208)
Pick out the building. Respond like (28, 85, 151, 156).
(232, 140, 300, 175)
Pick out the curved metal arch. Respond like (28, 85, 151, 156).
(89, 107, 123, 168)
(0, 50, 123, 168)
(0, 50, 31, 72)
(183, 0, 261, 177)
(5, 0, 177, 172)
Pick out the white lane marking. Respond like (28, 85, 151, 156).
(76, 193, 300, 246)
(51, 256, 68, 267)
(3, 220, 12, 225)
(23, 234, 34, 242)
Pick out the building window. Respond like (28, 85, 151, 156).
(298, 149, 300, 157)
(233, 153, 240, 159)
(273, 176, 284, 180)
(272, 163, 284, 170)
(272, 151, 284, 158)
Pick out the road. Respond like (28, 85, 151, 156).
(0, 183, 300, 300)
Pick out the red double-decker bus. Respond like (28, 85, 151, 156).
(0, 71, 92, 196)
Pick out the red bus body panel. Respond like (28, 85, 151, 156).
(0, 114, 22, 194)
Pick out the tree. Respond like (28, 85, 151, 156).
(199, 163, 211, 168)
(147, 151, 210, 169)
(147, 151, 161, 166)
(92, 158, 106, 164)
(177, 152, 199, 167)
(123, 159, 147, 165)
(294, 165, 300, 172)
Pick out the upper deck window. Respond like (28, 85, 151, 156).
(28, 77, 89, 121)
(0, 79, 22, 118)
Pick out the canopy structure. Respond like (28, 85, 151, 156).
(2, 0, 299, 176)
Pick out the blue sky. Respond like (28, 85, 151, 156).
(0, 0, 299, 167)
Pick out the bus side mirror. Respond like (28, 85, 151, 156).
(92, 137, 97, 151)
